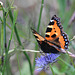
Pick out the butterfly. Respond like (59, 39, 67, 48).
(31, 15, 69, 53)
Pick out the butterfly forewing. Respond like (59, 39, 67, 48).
(45, 15, 62, 41)
(45, 15, 69, 50)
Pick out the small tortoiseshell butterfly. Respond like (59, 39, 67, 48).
(31, 15, 69, 53)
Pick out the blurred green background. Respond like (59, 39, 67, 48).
(0, 0, 75, 75)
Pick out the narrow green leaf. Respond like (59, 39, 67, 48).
(49, 65, 55, 75)
(13, 9, 18, 25)
(0, 17, 4, 55)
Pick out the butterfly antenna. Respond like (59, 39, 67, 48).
(31, 27, 39, 34)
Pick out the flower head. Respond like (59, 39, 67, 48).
(35, 53, 60, 71)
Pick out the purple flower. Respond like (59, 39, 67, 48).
(35, 53, 60, 71)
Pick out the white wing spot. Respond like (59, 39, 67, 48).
(45, 33, 50, 35)
(50, 20, 54, 22)
(47, 25, 53, 28)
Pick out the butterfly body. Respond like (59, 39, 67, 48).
(31, 15, 69, 53)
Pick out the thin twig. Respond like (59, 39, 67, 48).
(1, 48, 75, 58)
(21, 49, 40, 53)
(60, 49, 75, 58)
(70, 36, 75, 41)
(66, 51, 75, 58)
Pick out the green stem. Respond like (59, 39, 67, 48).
(3, 10, 7, 53)
(2, 8, 10, 75)
(7, 23, 15, 50)
(49, 65, 55, 75)
(8, 9, 18, 50)
(37, 0, 44, 32)
(14, 25, 23, 46)
(16, 53, 21, 75)
(23, 52, 33, 75)
(3, 10, 7, 75)
(1, 22, 4, 55)
(33, 0, 44, 71)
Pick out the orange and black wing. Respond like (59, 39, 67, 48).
(45, 15, 69, 50)
(45, 15, 63, 41)
(31, 15, 69, 53)
(31, 28, 61, 53)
